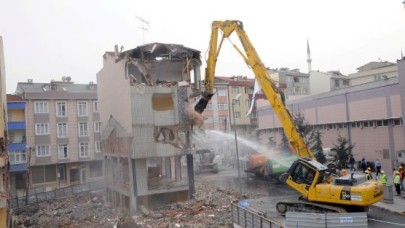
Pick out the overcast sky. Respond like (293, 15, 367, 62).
(1, 0, 405, 93)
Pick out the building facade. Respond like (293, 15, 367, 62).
(309, 71, 350, 95)
(15, 79, 103, 192)
(268, 68, 310, 100)
(349, 61, 397, 86)
(256, 58, 405, 173)
(97, 43, 203, 213)
(7, 94, 27, 196)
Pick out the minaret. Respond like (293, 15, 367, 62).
(307, 38, 312, 73)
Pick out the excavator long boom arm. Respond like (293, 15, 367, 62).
(195, 20, 314, 159)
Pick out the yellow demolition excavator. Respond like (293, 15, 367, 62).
(194, 20, 383, 213)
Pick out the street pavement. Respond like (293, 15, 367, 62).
(348, 170, 405, 216)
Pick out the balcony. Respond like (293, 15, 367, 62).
(8, 143, 27, 151)
(10, 163, 28, 172)
(7, 102, 25, 110)
(8, 121, 26, 130)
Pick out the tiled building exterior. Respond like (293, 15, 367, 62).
(15, 79, 103, 191)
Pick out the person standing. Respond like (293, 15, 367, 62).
(365, 170, 373, 181)
(393, 171, 401, 195)
(374, 159, 381, 176)
(361, 158, 367, 172)
(379, 170, 387, 185)
(399, 166, 404, 190)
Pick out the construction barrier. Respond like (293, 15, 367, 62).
(285, 212, 367, 228)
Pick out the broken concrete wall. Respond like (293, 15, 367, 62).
(97, 52, 132, 134)
(97, 42, 202, 214)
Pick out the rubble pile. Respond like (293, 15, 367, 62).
(13, 178, 259, 227)
(13, 191, 122, 228)
(131, 179, 251, 227)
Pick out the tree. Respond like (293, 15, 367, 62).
(278, 132, 290, 152)
(312, 130, 327, 164)
(332, 134, 354, 169)
(279, 112, 324, 161)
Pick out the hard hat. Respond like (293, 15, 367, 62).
(396, 171, 400, 175)
(365, 170, 369, 173)
(367, 167, 371, 170)
(399, 166, 403, 170)
(381, 170, 385, 174)
(342, 169, 347, 173)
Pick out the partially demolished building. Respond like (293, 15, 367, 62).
(97, 43, 203, 212)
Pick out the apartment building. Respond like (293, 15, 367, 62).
(309, 71, 350, 95)
(7, 94, 27, 196)
(97, 43, 203, 213)
(256, 58, 405, 173)
(15, 78, 103, 191)
(268, 68, 310, 99)
(215, 76, 260, 137)
(349, 61, 397, 86)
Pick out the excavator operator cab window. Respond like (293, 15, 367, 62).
(292, 162, 315, 185)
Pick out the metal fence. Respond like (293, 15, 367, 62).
(10, 179, 105, 209)
(231, 202, 285, 228)
(285, 212, 367, 228)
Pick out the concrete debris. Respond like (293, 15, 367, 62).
(11, 178, 260, 227)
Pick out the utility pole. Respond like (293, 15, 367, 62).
(136, 16, 149, 44)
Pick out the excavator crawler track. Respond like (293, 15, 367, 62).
(276, 199, 348, 215)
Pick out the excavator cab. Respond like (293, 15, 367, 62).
(282, 158, 329, 196)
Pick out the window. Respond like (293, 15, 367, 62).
(363, 121, 369, 128)
(218, 103, 228, 110)
(77, 101, 88, 116)
(93, 100, 99, 112)
(79, 143, 89, 157)
(78, 122, 88, 136)
(205, 116, 213, 123)
(234, 112, 241, 119)
(9, 151, 26, 164)
(217, 88, 227, 96)
(94, 121, 101, 133)
(351, 122, 356, 128)
(232, 99, 240, 106)
(393, 118, 402, 126)
(383, 120, 389, 126)
(334, 79, 340, 87)
(31, 165, 57, 184)
(57, 123, 68, 138)
(376, 120, 383, 127)
(232, 87, 239, 94)
(356, 122, 362, 128)
(56, 101, 67, 117)
(58, 144, 68, 159)
(293, 77, 299, 83)
(34, 101, 48, 113)
(35, 123, 49, 135)
(95, 141, 101, 153)
(206, 103, 212, 110)
(36, 145, 50, 157)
